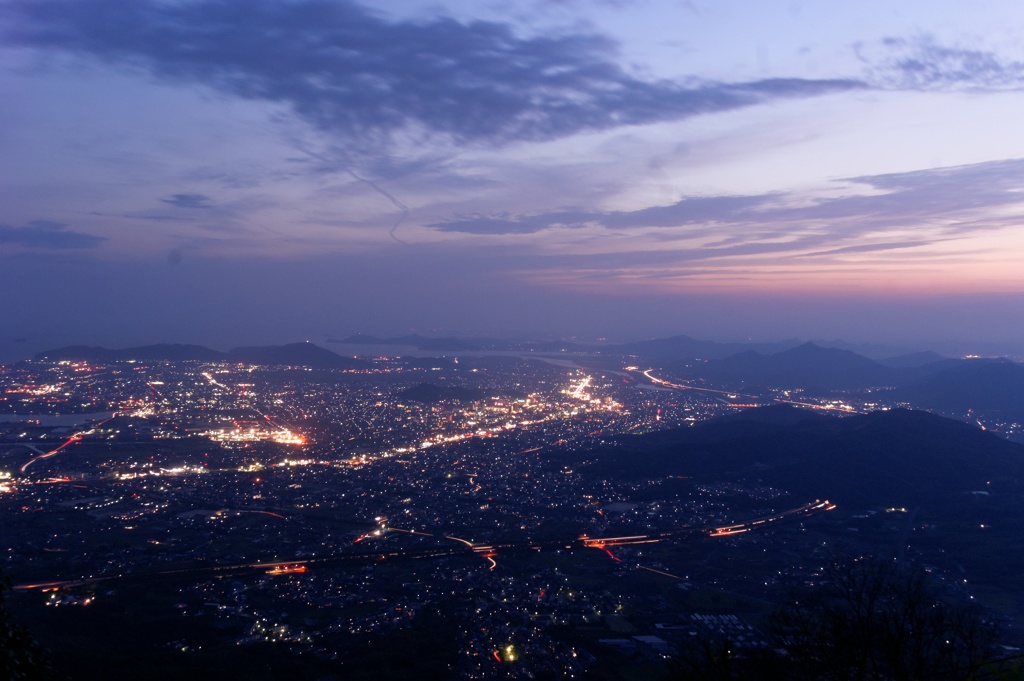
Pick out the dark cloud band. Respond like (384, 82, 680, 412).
(5, 0, 862, 146)
(161, 194, 213, 209)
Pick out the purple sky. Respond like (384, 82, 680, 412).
(3, 0, 1024, 360)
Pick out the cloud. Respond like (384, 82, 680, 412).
(430, 196, 774, 235)
(429, 158, 1024, 239)
(601, 195, 773, 229)
(775, 160, 1024, 231)
(797, 241, 941, 258)
(0, 221, 107, 249)
(88, 211, 197, 222)
(863, 36, 1024, 90)
(160, 194, 213, 209)
(4, 0, 863, 147)
(418, 159, 1024, 298)
(429, 217, 554, 235)
(428, 210, 596, 235)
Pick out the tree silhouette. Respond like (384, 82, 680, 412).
(0, 569, 51, 681)
(769, 557, 999, 680)
(669, 557, 1001, 681)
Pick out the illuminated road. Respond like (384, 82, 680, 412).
(638, 369, 863, 414)
(19, 414, 117, 473)
(19, 436, 82, 473)
(13, 500, 835, 592)
(772, 399, 864, 414)
(639, 369, 757, 400)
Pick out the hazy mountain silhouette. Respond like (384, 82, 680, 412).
(330, 333, 935, 362)
(876, 350, 947, 368)
(33, 345, 116, 362)
(332, 333, 392, 344)
(602, 335, 800, 361)
(333, 334, 485, 351)
(682, 342, 894, 390)
(809, 339, 921, 360)
(675, 342, 980, 391)
(35, 343, 224, 362)
(342, 332, 803, 358)
(414, 337, 483, 351)
(34, 341, 370, 369)
(894, 360, 1024, 413)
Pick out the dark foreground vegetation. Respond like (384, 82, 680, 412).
(667, 556, 1019, 681)
(1, 570, 50, 681)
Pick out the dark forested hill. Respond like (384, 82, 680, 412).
(563, 405, 1024, 508)
(680, 342, 899, 390)
(226, 343, 371, 369)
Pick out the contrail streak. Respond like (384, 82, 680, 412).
(285, 138, 410, 245)
(345, 169, 408, 245)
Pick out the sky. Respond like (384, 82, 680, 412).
(3, 0, 1024, 360)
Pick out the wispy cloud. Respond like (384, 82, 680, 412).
(429, 195, 774, 235)
(797, 241, 944, 258)
(160, 194, 213, 209)
(4, 0, 862, 148)
(862, 36, 1024, 90)
(0, 220, 106, 249)
(421, 159, 1024, 298)
(429, 159, 1024, 244)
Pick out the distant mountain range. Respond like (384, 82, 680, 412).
(874, 350, 946, 368)
(331, 332, 923, 361)
(33, 337, 1022, 418)
(33, 343, 225, 363)
(683, 342, 891, 389)
(566, 405, 1024, 508)
(608, 335, 798, 360)
(329, 334, 581, 354)
(673, 343, 1023, 412)
(892, 360, 1024, 413)
(33, 342, 371, 369)
(678, 342, 961, 391)
(332, 334, 485, 352)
